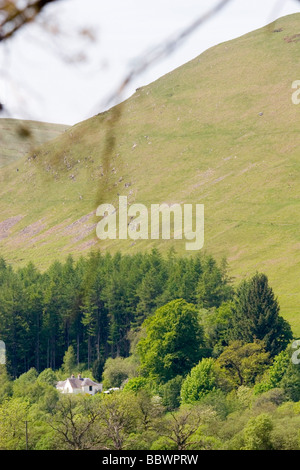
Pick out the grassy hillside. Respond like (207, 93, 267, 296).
(0, 14, 300, 333)
(0, 119, 69, 167)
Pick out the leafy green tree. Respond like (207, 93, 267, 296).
(254, 350, 290, 394)
(0, 398, 30, 450)
(243, 413, 273, 450)
(160, 376, 183, 411)
(0, 365, 12, 403)
(37, 368, 57, 387)
(137, 299, 205, 383)
(102, 357, 137, 389)
(11, 368, 53, 406)
(12, 368, 38, 398)
(216, 340, 270, 388)
(280, 361, 300, 402)
(252, 388, 287, 409)
(200, 301, 234, 355)
(123, 377, 149, 393)
(230, 273, 292, 356)
(61, 346, 76, 377)
(198, 388, 240, 420)
(181, 358, 219, 404)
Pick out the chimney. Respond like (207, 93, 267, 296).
(71, 374, 75, 378)
(78, 373, 82, 380)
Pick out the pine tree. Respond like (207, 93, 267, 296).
(81, 296, 98, 369)
(230, 273, 292, 356)
(196, 255, 233, 308)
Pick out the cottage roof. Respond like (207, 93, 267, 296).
(56, 376, 102, 390)
(56, 380, 66, 388)
(67, 378, 84, 389)
(82, 378, 101, 387)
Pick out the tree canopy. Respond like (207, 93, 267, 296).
(230, 273, 293, 357)
(137, 299, 205, 383)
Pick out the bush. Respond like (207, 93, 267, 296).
(181, 358, 218, 405)
(102, 357, 137, 389)
(123, 377, 149, 393)
(243, 413, 273, 450)
(37, 368, 57, 387)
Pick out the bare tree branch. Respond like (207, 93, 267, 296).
(0, 0, 62, 42)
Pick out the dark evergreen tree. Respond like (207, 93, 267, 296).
(0, 270, 28, 377)
(230, 273, 292, 357)
(92, 357, 105, 382)
(196, 255, 233, 308)
(18, 262, 44, 371)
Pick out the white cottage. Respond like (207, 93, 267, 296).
(56, 374, 102, 395)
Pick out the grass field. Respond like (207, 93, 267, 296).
(0, 14, 300, 333)
(0, 119, 69, 167)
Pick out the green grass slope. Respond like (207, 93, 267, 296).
(0, 119, 69, 167)
(0, 14, 300, 332)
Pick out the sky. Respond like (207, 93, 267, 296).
(0, 0, 300, 125)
